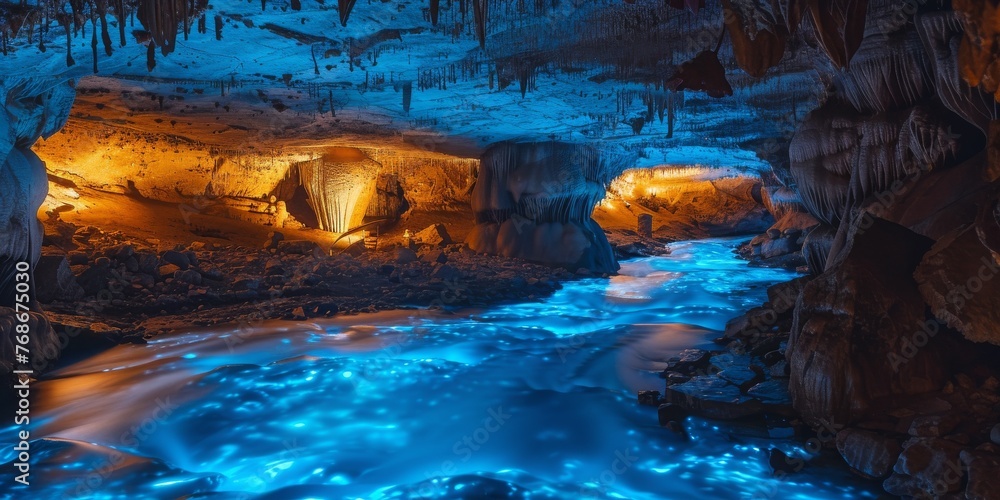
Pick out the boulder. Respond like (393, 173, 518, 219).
(264, 259, 285, 276)
(886, 438, 965, 496)
(34, 253, 84, 303)
(431, 264, 463, 281)
(415, 224, 452, 247)
(395, 247, 418, 264)
(77, 261, 115, 295)
(835, 428, 902, 478)
(420, 249, 448, 264)
(157, 264, 181, 280)
(173, 269, 202, 286)
(657, 403, 687, 426)
(961, 449, 1000, 500)
(161, 250, 190, 270)
(264, 231, 285, 249)
(278, 240, 322, 255)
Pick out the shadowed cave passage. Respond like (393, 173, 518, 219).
(2, 0, 1000, 499)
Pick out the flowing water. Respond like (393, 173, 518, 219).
(2, 238, 880, 499)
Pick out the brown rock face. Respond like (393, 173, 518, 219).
(836, 428, 902, 479)
(788, 216, 946, 427)
(885, 438, 965, 496)
(915, 225, 1000, 346)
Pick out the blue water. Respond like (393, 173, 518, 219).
(2, 238, 880, 499)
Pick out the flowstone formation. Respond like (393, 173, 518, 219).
(468, 142, 632, 274)
(296, 148, 381, 233)
(0, 78, 70, 377)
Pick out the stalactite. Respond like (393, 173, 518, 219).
(430, 0, 440, 26)
(91, 17, 98, 73)
(338, 0, 357, 27)
(146, 41, 155, 71)
(115, 0, 126, 46)
(472, 0, 487, 48)
(291, 0, 301, 10)
(214, 14, 222, 40)
(808, 0, 868, 69)
(56, 12, 74, 66)
(402, 81, 412, 114)
(99, 3, 113, 55)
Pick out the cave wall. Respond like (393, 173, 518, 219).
(781, 4, 1000, 437)
(602, 166, 775, 239)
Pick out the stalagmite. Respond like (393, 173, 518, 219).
(296, 148, 381, 233)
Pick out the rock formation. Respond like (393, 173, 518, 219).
(467, 142, 630, 274)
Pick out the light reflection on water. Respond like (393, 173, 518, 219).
(1, 237, 879, 499)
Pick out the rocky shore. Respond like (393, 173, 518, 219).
(641, 234, 1000, 498)
(29, 220, 605, 370)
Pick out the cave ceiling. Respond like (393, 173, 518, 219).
(0, 0, 836, 169)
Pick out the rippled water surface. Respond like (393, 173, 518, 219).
(2, 238, 880, 499)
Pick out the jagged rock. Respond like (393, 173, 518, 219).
(788, 216, 945, 427)
(746, 379, 792, 408)
(66, 251, 88, 266)
(766, 276, 810, 315)
(420, 249, 448, 264)
(264, 258, 285, 276)
(724, 307, 779, 339)
(718, 365, 764, 393)
(264, 231, 284, 249)
(161, 250, 190, 270)
(657, 403, 687, 427)
(802, 224, 836, 274)
(962, 449, 1000, 500)
(415, 224, 452, 247)
(395, 247, 418, 264)
(77, 260, 115, 295)
(887, 438, 965, 496)
(158, 264, 181, 280)
(663, 376, 763, 420)
(431, 264, 463, 281)
(908, 413, 961, 437)
(637, 390, 661, 407)
(174, 269, 202, 286)
(277, 240, 322, 255)
(34, 253, 84, 303)
(836, 428, 902, 478)
(768, 448, 800, 474)
(914, 225, 1000, 346)
(104, 243, 135, 261)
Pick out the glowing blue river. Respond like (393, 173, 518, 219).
(3, 238, 880, 499)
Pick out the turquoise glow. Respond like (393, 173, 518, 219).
(1, 238, 879, 499)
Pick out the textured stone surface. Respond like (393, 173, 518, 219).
(788, 216, 945, 426)
(887, 438, 965, 496)
(915, 225, 1000, 346)
(836, 428, 902, 478)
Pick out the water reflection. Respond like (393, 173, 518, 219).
(1, 238, 879, 499)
